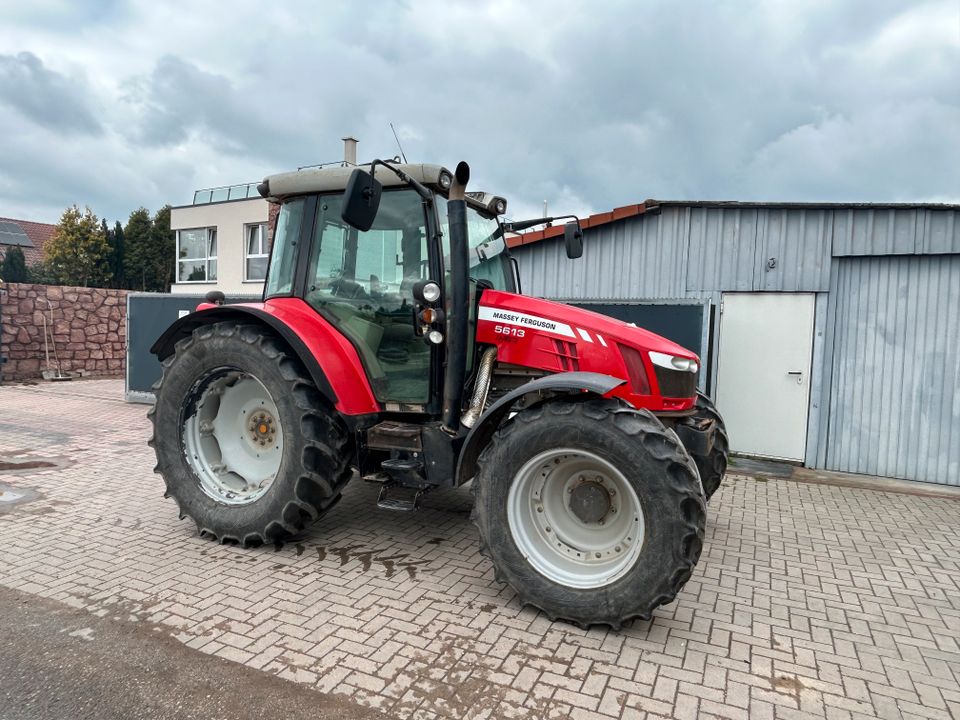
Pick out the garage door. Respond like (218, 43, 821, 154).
(823, 255, 960, 485)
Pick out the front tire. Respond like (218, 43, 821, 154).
(149, 322, 351, 546)
(689, 392, 729, 500)
(472, 397, 706, 628)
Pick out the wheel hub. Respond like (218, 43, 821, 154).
(568, 480, 611, 524)
(247, 410, 277, 448)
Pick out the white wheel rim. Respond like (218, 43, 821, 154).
(507, 447, 645, 589)
(183, 369, 283, 505)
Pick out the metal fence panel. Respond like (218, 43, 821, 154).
(125, 294, 260, 402)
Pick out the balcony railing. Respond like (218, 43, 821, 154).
(192, 182, 260, 205)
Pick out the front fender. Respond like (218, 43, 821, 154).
(455, 371, 625, 486)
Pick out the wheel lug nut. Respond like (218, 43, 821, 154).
(615, 546, 621, 553)
(536, 506, 543, 513)
(595, 552, 601, 559)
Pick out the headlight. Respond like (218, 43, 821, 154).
(649, 351, 699, 374)
(413, 279, 442, 304)
(438, 171, 452, 189)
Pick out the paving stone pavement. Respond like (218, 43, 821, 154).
(1, 379, 958, 720)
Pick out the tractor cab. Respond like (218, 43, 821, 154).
(259, 162, 514, 412)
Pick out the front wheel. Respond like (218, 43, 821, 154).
(471, 397, 706, 628)
(689, 392, 729, 500)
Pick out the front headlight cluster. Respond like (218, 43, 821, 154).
(649, 351, 699, 374)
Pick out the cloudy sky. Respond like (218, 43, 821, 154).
(1, 0, 957, 224)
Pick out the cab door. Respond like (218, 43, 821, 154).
(302, 189, 437, 408)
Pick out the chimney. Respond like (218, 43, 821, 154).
(342, 136, 358, 166)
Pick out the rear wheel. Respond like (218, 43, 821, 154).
(472, 397, 706, 628)
(149, 322, 351, 546)
(690, 392, 729, 500)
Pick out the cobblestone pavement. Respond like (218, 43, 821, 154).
(1, 379, 958, 720)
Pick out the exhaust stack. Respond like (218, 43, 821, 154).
(442, 161, 471, 433)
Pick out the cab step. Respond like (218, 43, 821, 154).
(376, 483, 427, 512)
(380, 457, 423, 473)
(366, 421, 422, 451)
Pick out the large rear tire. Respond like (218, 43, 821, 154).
(690, 392, 729, 501)
(149, 322, 351, 546)
(471, 397, 706, 628)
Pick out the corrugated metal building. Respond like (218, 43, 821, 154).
(508, 201, 960, 486)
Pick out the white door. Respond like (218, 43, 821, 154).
(715, 293, 815, 461)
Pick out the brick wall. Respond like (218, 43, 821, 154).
(0, 282, 129, 382)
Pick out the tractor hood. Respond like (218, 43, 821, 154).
(478, 290, 698, 360)
(476, 290, 700, 409)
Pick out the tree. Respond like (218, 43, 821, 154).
(26, 261, 56, 285)
(44, 205, 113, 287)
(150, 205, 175, 291)
(0, 246, 28, 282)
(111, 220, 126, 289)
(124, 207, 154, 291)
(100, 218, 126, 290)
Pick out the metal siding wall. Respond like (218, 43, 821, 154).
(824, 255, 960, 485)
(685, 207, 758, 291)
(755, 209, 832, 291)
(517, 211, 688, 300)
(832, 208, 960, 256)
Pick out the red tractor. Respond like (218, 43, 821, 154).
(150, 159, 728, 628)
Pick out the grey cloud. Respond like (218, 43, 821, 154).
(0, 51, 102, 135)
(125, 55, 265, 150)
(1, 0, 958, 226)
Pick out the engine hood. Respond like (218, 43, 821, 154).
(479, 290, 698, 360)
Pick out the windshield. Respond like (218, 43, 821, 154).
(437, 196, 514, 292)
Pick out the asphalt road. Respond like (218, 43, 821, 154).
(0, 585, 385, 720)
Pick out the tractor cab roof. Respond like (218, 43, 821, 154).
(259, 162, 507, 216)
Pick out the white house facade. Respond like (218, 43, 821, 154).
(169, 183, 269, 297)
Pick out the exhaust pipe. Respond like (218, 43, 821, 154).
(461, 347, 497, 428)
(442, 161, 471, 433)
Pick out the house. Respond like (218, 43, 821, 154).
(0, 217, 56, 267)
(509, 199, 960, 487)
(169, 182, 270, 297)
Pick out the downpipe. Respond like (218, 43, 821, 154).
(441, 161, 472, 433)
(461, 347, 497, 429)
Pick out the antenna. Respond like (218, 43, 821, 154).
(390, 123, 408, 164)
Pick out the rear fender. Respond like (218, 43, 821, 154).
(455, 371, 625, 486)
(150, 302, 380, 417)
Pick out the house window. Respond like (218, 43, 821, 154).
(245, 223, 270, 281)
(177, 228, 217, 282)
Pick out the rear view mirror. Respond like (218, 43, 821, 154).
(341, 169, 382, 232)
(564, 221, 583, 259)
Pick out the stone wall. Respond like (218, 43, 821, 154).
(0, 282, 129, 382)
